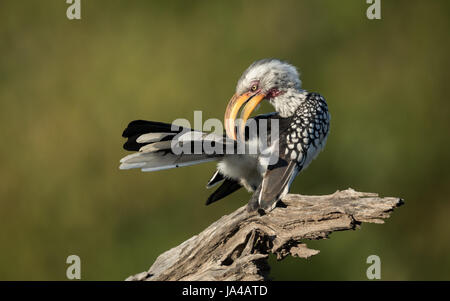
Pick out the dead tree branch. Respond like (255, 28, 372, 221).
(126, 188, 403, 281)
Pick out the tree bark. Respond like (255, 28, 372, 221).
(126, 188, 403, 281)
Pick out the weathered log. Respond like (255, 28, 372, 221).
(126, 188, 403, 281)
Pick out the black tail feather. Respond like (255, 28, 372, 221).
(206, 170, 225, 188)
(122, 120, 185, 137)
(122, 120, 187, 151)
(206, 179, 242, 205)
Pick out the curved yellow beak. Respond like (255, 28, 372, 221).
(224, 91, 266, 140)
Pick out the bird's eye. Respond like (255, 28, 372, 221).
(250, 84, 258, 92)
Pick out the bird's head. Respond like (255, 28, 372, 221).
(225, 59, 302, 140)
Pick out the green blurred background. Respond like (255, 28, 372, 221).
(0, 0, 449, 280)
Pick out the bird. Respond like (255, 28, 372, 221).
(119, 59, 330, 212)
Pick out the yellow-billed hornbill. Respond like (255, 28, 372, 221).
(120, 59, 330, 212)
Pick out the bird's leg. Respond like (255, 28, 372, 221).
(246, 185, 262, 213)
